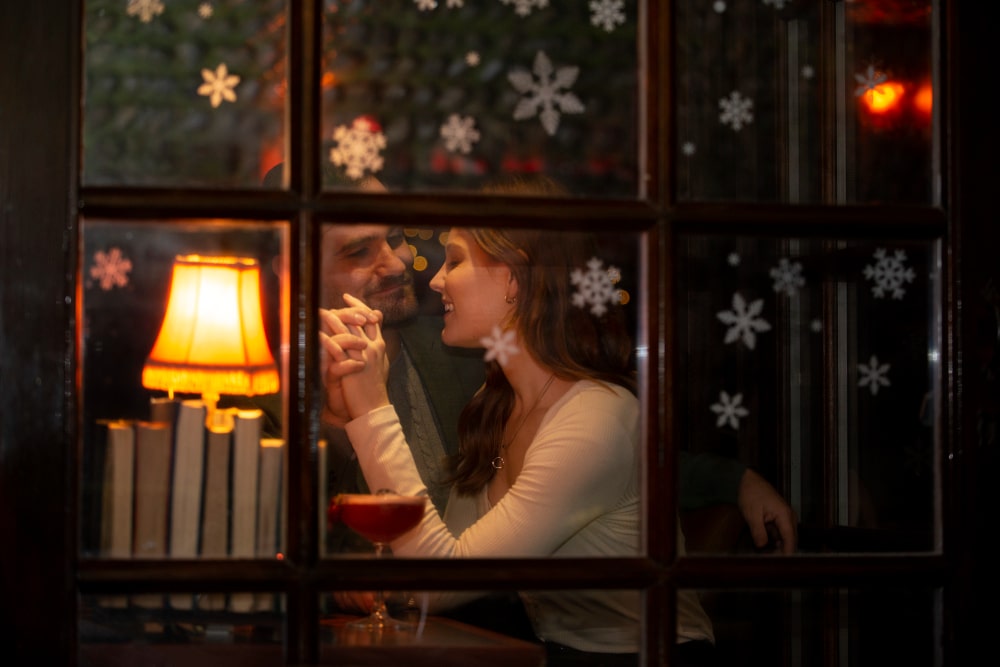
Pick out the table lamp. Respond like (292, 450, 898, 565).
(142, 254, 280, 427)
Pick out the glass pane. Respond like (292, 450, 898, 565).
(79, 219, 288, 562)
(317, 0, 640, 195)
(80, 591, 285, 665)
(675, 0, 935, 204)
(82, 0, 287, 187)
(698, 587, 940, 666)
(676, 235, 940, 554)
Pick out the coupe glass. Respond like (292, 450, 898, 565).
(328, 489, 426, 630)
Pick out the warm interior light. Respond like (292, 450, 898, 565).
(142, 254, 279, 426)
(913, 81, 933, 116)
(860, 81, 905, 114)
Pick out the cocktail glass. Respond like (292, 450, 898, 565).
(328, 489, 426, 631)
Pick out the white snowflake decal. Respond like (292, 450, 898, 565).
(127, 0, 164, 23)
(571, 257, 622, 316)
(858, 354, 891, 395)
(465, 51, 481, 67)
(854, 64, 888, 98)
(762, 0, 790, 10)
(713, 1, 727, 13)
(770, 258, 805, 296)
(197, 63, 240, 108)
(719, 91, 754, 131)
(681, 141, 697, 156)
(330, 117, 387, 179)
(863, 248, 916, 300)
(198, 2, 213, 19)
(509, 51, 585, 136)
(710, 391, 749, 430)
(501, 0, 549, 17)
(481, 325, 520, 366)
(727, 252, 741, 267)
(414, 0, 437, 10)
(90, 247, 133, 291)
(440, 114, 481, 154)
(717, 293, 772, 350)
(590, 0, 626, 32)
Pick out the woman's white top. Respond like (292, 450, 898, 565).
(345, 379, 714, 652)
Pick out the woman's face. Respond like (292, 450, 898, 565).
(429, 228, 514, 349)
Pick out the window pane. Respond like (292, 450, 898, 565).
(698, 587, 940, 666)
(676, 235, 939, 554)
(80, 219, 288, 562)
(82, 0, 287, 187)
(675, 0, 935, 204)
(319, 0, 640, 195)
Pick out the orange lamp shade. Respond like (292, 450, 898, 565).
(142, 254, 279, 398)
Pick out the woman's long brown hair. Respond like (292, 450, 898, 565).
(447, 174, 636, 495)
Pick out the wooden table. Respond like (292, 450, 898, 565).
(81, 614, 545, 666)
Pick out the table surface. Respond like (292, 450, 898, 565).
(81, 613, 546, 667)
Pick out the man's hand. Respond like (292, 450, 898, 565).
(736, 468, 798, 554)
(318, 300, 383, 427)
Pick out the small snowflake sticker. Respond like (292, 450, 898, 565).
(858, 354, 891, 395)
(465, 51, 480, 67)
(681, 141, 697, 157)
(863, 248, 916, 300)
(509, 51, 585, 137)
(854, 64, 888, 98)
(727, 252, 741, 267)
(440, 114, 481, 154)
(571, 257, 622, 316)
(197, 63, 240, 108)
(90, 247, 133, 291)
(710, 391, 749, 430)
(501, 0, 549, 17)
(127, 0, 164, 23)
(770, 258, 805, 296)
(481, 325, 520, 366)
(330, 117, 387, 179)
(590, 0, 626, 32)
(717, 292, 771, 350)
(719, 91, 754, 131)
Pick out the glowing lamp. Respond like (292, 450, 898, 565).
(142, 254, 279, 426)
(860, 81, 905, 114)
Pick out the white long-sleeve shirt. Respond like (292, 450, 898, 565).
(344, 379, 714, 652)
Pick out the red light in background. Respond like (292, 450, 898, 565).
(860, 81, 905, 114)
(913, 81, 933, 116)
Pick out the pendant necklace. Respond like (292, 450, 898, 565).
(491, 373, 556, 471)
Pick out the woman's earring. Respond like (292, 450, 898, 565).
(504, 294, 517, 305)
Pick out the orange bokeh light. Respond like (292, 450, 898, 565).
(860, 81, 906, 114)
(913, 81, 933, 116)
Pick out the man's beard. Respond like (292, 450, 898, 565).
(364, 279, 418, 326)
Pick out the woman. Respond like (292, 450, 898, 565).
(321, 176, 715, 665)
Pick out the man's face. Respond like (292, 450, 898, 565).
(319, 223, 419, 326)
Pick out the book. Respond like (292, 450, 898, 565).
(131, 419, 172, 608)
(230, 408, 262, 612)
(254, 437, 285, 611)
(167, 399, 206, 609)
(198, 416, 234, 611)
(98, 419, 135, 608)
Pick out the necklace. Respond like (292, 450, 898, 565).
(491, 373, 556, 471)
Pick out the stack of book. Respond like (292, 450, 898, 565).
(99, 399, 285, 612)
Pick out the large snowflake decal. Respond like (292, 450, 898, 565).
(590, 0, 626, 32)
(197, 63, 240, 108)
(863, 248, 916, 300)
(858, 354, 891, 395)
(90, 247, 133, 291)
(481, 325, 520, 366)
(770, 258, 805, 296)
(854, 64, 888, 98)
(710, 391, 749, 430)
(330, 117, 387, 179)
(501, 0, 549, 17)
(127, 0, 164, 23)
(571, 256, 621, 317)
(717, 292, 772, 350)
(719, 91, 754, 131)
(440, 114, 481, 154)
(509, 51, 585, 137)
